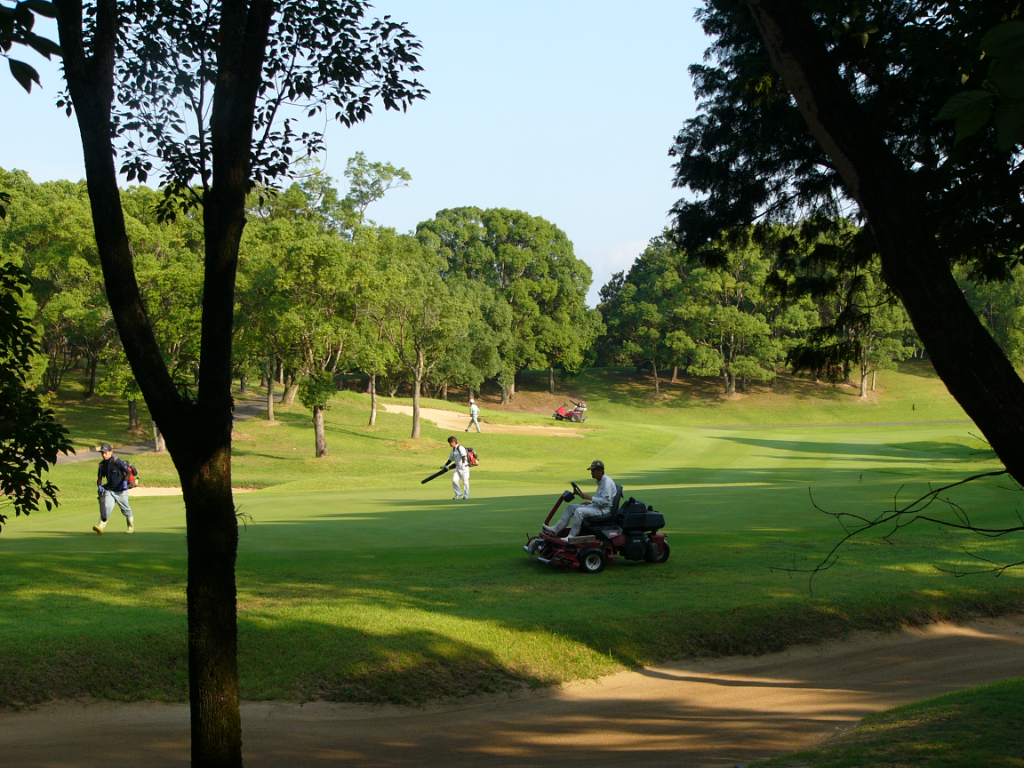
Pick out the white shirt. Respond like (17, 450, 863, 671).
(449, 444, 469, 470)
(469, 403, 480, 418)
(589, 474, 617, 513)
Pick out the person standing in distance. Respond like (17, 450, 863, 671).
(544, 460, 615, 539)
(444, 435, 471, 500)
(94, 443, 135, 534)
(466, 398, 482, 433)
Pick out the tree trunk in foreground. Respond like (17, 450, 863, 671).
(55, 1, 275, 764)
(748, 0, 1024, 485)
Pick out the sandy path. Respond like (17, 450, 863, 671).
(3, 616, 1023, 767)
(381, 403, 585, 436)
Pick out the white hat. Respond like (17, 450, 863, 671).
(469, 398, 474, 403)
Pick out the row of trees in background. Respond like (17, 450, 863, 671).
(0, 160, 601, 450)
(6, 159, 1024, 448)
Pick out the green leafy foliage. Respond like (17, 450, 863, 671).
(673, 1, 1023, 279)
(937, 20, 1024, 150)
(0, 261, 71, 530)
(0, 0, 61, 93)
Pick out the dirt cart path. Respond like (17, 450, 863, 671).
(381, 403, 585, 436)
(3, 617, 1023, 767)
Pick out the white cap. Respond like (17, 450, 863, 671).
(469, 398, 474, 403)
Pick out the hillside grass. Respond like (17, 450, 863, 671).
(2, 362, 1022, 708)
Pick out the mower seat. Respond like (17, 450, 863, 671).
(581, 484, 623, 528)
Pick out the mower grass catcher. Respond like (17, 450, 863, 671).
(524, 482, 669, 573)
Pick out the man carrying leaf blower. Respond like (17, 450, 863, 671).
(421, 436, 477, 499)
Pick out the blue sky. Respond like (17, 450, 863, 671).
(0, 1, 710, 306)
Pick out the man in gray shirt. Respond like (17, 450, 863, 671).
(544, 460, 616, 538)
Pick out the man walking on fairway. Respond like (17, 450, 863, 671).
(466, 398, 482, 433)
(444, 436, 471, 500)
(544, 460, 615, 538)
(94, 443, 135, 534)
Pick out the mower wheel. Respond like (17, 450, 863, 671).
(569, 412, 582, 423)
(578, 547, 606, 574)
(645, 541, 671, 564)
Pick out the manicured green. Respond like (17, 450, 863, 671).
(753, 677, 1024, 768)
(2, 363, 1022, 707)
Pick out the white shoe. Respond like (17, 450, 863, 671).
(542, 524, 560, 535)
(454, 495, 463, 500)
(126, 523, 134, 534)
(92, 524, 104, 535)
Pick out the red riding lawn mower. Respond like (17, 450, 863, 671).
(553, 399, 588, 423)
(524, 482, 670, 574)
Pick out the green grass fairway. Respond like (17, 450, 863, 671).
(2, 363, 1023, 706)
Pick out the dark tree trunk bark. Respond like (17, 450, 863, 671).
(501, 385, 509, 404)
(128, 399, 140, 431)
(368, 371, 377, 426)
(509, 374, 516, 400)
(671, 365, 678, 384)
(871, 370, 877, 392)
(652, 360, 660, 396)
(725, 370, 736, 396)
(239, 373, 247, 395)
(548, 366, 555, 394)
(312, 406, 327, 457)
(748, 0, 1024, 484)
(55, 2, 277, 765)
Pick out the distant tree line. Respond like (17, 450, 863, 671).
(0, 160, 602, 451)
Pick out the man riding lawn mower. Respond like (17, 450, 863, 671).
(524, 460, 669, 573)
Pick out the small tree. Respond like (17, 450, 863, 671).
(297, 369, 335, 457)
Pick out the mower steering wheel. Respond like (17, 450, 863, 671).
(571, 481, 583, 498)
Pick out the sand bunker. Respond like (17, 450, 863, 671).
(381, 403, 585, 437)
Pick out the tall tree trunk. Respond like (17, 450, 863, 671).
(56, 2, 275, 764)
(652, 360, 660, 396)
(442, 382, 448, 401)
(725, 370, 736, 396)
(509, 374, 516, 400)
(549, 366, 555, 394)
(671, 365, 678, 384)
(152, 420, 166, 452)
(871, 369, 877, 391)
(368, 371, 377, 426)
(501, 385, 509, 404)
(239, 372, 247, 395)
(266, 360, 275, 422)
(860, 365, 869, 399)
(411, 348, 423, 439)
(181, 448, 239, 768)
(312, 406, 327, 457)
(748, 0, 1024, 484)
(277, 359, 284, 385)
(128, 399, 140, 431)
